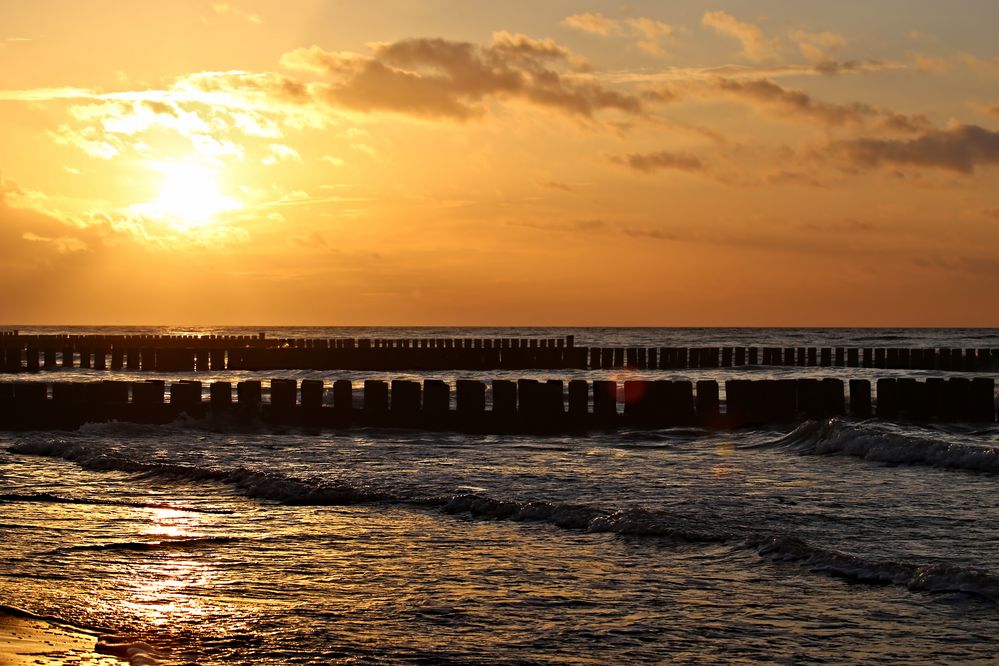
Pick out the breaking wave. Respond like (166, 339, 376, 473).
(758, 418, 999, 474)
(8, 436, 998, 604)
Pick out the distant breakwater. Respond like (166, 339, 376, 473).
(1, 332, 997, 373)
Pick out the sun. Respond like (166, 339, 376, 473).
(140, 161, 242, 231)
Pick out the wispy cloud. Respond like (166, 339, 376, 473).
(212, 3, 261, 24)
(790, 29, 846, 63)
(562, 13, 678, 56)
(611, 150, 704, 174)
(702, 11, 779, 61)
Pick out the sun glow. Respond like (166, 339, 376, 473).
(139, 161, 242, 230)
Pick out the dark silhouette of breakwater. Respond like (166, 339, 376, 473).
(0, 332, 996, 372)
(0, 377, 994, 432)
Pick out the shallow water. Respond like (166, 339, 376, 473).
(1, 327, 997, 664)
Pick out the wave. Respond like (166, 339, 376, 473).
(757, 418, 999, 474)
(49, 536, 240, 554)
(9, 437, 998, 604)
(7, 438, 388, 506)
(0, 492, 233, 514)
(748, 535, 999, 602)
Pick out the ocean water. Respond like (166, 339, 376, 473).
(1, 327, 998, 664)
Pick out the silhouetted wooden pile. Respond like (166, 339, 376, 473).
(0, 377, 994, 432)
(0, 331, 996, 372)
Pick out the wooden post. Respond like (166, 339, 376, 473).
(592, 380, 617, 421)
(696, 380, 719, 425)
(237, 380, 262, 413)
(849, 379, 871, 419)
(363, 380, 389, 416)
(391, 380, 421, 417)
(332, 380, 353, 413)
(456, 380, 485, 418)
(969, 377, 995, 422)
(423, 380, 449, 421)
(491, 380, 517, 417)
(568, 380, 588, 418)
(876, 378, 897, 418)
(210, 382, 232, 411)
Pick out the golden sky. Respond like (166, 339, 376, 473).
(1, 1, 998, 326)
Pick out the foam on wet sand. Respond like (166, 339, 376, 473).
(0, 608, 122, 666)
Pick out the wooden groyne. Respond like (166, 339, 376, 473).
(0, 332, 996, 373)
(0, 377, 994, 432)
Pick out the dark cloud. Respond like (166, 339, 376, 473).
(183, 71, 311, 103)
(798, 218, 876, 232)
(813, 59, 885, 76)
(509, 219, 607, 233)
(281, 33, 642, 120)
(766, 170, 826, 188)
(539, 180, 576, 192)
(622, 226, 678, 240)
(611, 150, 703, 174)
(643, 77, 928, 134)
(835, 124, 999, 174)
(711, 78, 928, 131)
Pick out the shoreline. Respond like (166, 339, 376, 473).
(0, 606, 154, 666)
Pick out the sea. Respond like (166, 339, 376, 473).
(1, 327, 998, 665)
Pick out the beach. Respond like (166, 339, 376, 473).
(0, 608, 124, 666)
(1, 327, 997, 664)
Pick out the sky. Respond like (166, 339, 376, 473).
(1, 0, 998, 326)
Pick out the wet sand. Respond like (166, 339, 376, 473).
(0, 610, 123, 666)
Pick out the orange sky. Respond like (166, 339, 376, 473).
(1, 1, 998, 326)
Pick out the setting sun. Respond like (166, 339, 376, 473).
(136, 161, 242, 231)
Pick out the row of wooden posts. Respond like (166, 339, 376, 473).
(0, 376, 994, 431)
(1, 344, 997, 373)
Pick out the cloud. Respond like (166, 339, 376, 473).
(0, 182, 102, 265)
(715, 78, 930, 131)
(903, 52, 999, 77)
(212, 3, 261, 24)
(702, 11, 779, 61)
(626, 18, 678, 56)
(797, 218, 875, 233)
(622, 226, 678, 240)
(613, 59, 899, 87)
(562, 12, 618, 36)
(909, 52, 952, 73)
(281, 33, 641, 120)
(0, 87, 96, 101)
(790, 29, 846, 63)
(49, 124, 119, 159)
(539, 180, 575, 192)
(973, 102, 999, 119)
(649, 77, 930, 133)
(321, 155, 345, 167)
(510, 218, 607, 234)
(562, 13, 677, 57)
(611, 150, 703, 174)
(22, 232, 88, 253)
(262, 143, 301, 165)
(835, 124, 999, 174)
(959, 53, 999, 77)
